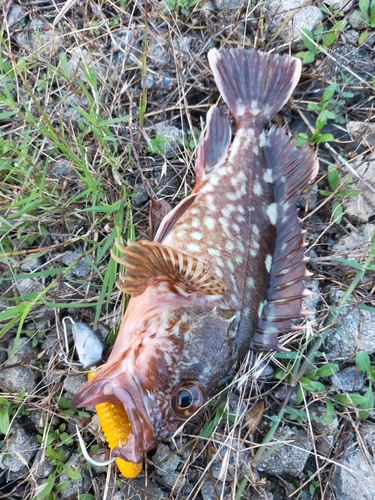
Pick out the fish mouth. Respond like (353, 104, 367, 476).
(72, 377, 155, 464)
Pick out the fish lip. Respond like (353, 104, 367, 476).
(111, 385, 155, 464)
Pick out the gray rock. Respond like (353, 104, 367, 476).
(348, 9, 368, 30)
(153, 443, 181, 476)
(213, 0, 244, 9)
(173, 36, 192, 53)
(132, 183, 149, 206)
(154, 122, 185, 158)
(331, 366, 365, 392)
(141, 73, 174, 90)
(71, 322, 104, 368)
(257, 360, 275, 379)
(122, 477, 168, 499)
(20, 256, 42, 272)
(266, 1, 324, 43)
(330, 45, 373, 98)
(325, 301, 375, 360)
(61, 250, 91, 277)
(156, 470, 186, 489)
(258, 426, 313, 476)
(310, 404, 339, 455)
(0, 428, 38, 472)
(51, 161, 73, 177)
(31, 449, 55, 479)
(341, 156, 375, 222)
(347, 121, 375, 149)
(66, 48, 93, 79)
(7, 5, 26, 27)
(324, 0, 354, 10)
(111, 29, 141, 66)
(0, 337, 38, 393)
(148, 43, 169, 66)
(342, 29, 359, 46)
(16, 19, 62, 55)
(331, 448, 375, 500)
(201, 479, 228, 500)
(15, 277, 41, 295)
(63, 374, 88, 395)
(297, 183, 318, 211)
(332, 223, 375, 258)
(57, 453, 91, 500)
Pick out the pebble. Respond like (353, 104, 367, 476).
(63, 373, 89, 395)
(258, 426, 312, 476)
(0, 428, 38, 472)
(0, 337, 38, 393)
(331, 448, 375, 500)
(15, 277, 41, 295)
(20, 256, 42, 272)
(324, 0, 354, 11)
(341, 157, 375, 222)
(331, 365, 365, 392)
(310, 404, 339, 455)
(71, 321, 104, 368)
(266, 0, 323, 43)
(348, 9, 368, 30)
(57, 453, 91, 500)
(153, 443, 181, 476)
(61, 250, 91, 278)
(6, 4, 26, 27)
(122, 477, 168, 499)
(16, 19, 62, 55)
(154, 122, 185, 158)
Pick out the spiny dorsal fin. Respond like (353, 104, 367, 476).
(149, 198, 172, 241)
(153, 193, 197, 243)
(251, 129, 318, 351)
(111, 239, 226, 297)
(195, 105, 232, 188)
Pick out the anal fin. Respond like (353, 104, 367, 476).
(252, 129, 318, 351)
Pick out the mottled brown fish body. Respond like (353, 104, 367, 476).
(73, 48, 318, 464)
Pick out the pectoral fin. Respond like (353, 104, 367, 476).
(111, 240, 226, 297)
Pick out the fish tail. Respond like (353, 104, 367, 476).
(208, 48, 301, 124)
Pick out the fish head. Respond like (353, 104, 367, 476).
(72, 299, 239, 463)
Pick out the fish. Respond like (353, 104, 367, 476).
(72, 48, 318, 464)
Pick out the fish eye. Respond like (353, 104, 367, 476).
(170, 382, 204, 418)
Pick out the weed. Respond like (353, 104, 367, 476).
(298, 20, 347, 64)
(147, 133, 171, 155)
(297, 82, 354, 146)
(164, 0, 200, 17)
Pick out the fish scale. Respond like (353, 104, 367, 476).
(73, 47, 318, 465)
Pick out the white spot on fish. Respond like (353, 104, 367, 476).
(253, 181, 262, 196)
(265, 255, 272, 272)
(259, 131, 267, 147)
(191, 218, 200, 228)
(226, 191, 241, 201)
(246, 277, 254, 288)
(215, 267, 223, 277)
(237, 241, 245, 252)
(201, 182, 214, 193)
(243, 306, 251, 317)
(238, 206, 245, 214)
(267, 203, 277, 225)
(251, 100, 260, 114)
(238, 215, 245, 223)
(187, 243, 200, 252)
(253, 145, 259, 155)
(250, 248, 257, 257)
(230, 170, 247, 187)
(206, 194, 216, 211)
(225, 240, 235, 251)
(232, 223, 240, 233)
(252, 225, 260, 237)
(258, 300, 266, 318)
(264, 169, 273, 183)
(191, 208, 199, 215)
(191, 231, 203, 240)
(281, 176, 286, 183)
(207, 247, 221, 257)
(236, 103, 246, 116)
(253, 240, 260, 249)
(219, 216, 230, 235)
(234, 254, 243, 264)
(227, 260, 234, 271)
(204, 216, 215, 230)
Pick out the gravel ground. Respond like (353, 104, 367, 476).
(0, 0, 375, 499)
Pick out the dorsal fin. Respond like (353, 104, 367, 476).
(153, 193, 197, 243)
(251, 129, 318, 351)
(149, 198, 172, 240)
(111, 240, 226, 297)
(194, 105, 232, 189)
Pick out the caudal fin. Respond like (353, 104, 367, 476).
(208, 48, 301, 124)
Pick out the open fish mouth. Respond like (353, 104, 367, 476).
(72, 377, 155, 464)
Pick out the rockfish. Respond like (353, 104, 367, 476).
(73, 48, 318, 463)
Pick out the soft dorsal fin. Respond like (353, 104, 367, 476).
(111, 240, 226, 297)
(251, 128, 318, 351)
(153, 193, 197, 243)
(195, 105, 232, 189)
